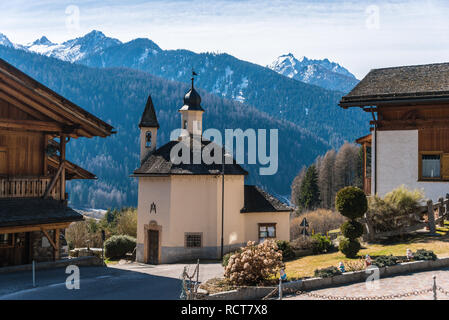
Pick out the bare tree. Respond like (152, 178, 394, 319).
(290, 166, 306, 206)
(334, 142, 360, 193)
(318, 149, 336, 208)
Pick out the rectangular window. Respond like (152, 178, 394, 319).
(185, 233, 202, 248)
(422, 154, 441, 178)
(258, 223, 276, 243)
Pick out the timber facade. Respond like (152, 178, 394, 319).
(0, 58, 114, 267)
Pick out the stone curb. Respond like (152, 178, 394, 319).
(204, 257, 449, 300)
(0, 256, 104, 274)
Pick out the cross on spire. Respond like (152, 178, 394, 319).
(191, 69, 198, 88)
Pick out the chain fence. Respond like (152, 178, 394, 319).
(263, 275, 445, 300)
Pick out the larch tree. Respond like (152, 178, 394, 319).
(291, 166, 306, 206)
(318, 149, 336, 208)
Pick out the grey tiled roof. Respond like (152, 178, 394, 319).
(133, 139, 248, 176)
(241, 185, 292, 213)
(340, 62, 449, 106)
(0, 198, 83, 227)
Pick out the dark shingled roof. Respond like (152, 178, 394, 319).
(340, 62, 449, 107)
(133, 139, 248, 176)
(139, 95, 160, 128)
(0, 198, 83, 227)
(241, 185, 292, 213)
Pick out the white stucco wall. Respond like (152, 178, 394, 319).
(376, 130, 449, 201)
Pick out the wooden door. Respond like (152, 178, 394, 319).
(148, 230, 159, 265)
(0, 147, 7, 175)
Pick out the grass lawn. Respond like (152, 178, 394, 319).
(285, 224, 449, 280)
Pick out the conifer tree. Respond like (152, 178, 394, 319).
(298, 164, 320, 211)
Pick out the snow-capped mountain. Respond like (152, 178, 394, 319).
(24, 30, 122, 63)
(269, 53, 359, 92)
(0, 33, 13, 47)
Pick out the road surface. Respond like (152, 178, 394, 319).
(0, 261, 223, 300)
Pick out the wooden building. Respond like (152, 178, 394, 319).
(0, 58, 114, 267)
(340, 62, 449, 200)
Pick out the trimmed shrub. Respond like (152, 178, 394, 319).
(314, 266, 342, 278)
(335, 187, 367, 220)
(104, 235, 136, 259)
(276, 240, 295, 261)
(340, 220, 364, 239)
(338, 238, 361, 258)
(224, 240, 284, 286)
(311, 234, 333, 254)
(336, 187, 367, 258)
(373, 255, 398, 268)
(413, 249, 437, 261)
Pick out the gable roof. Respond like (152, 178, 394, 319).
(133, 139, 248, 176)
(241, 185, 292, 213)
(139, 95, 159, 128)
(0, 198, 83, 228)
(340, 62, 449, 107)
(0, 58, 115, 138)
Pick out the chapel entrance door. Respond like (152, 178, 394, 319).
(148, 230, 159, 264)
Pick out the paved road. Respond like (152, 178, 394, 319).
(0, 261, 223, 300)
(286, 267, 449, 300)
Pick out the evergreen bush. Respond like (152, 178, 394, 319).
(104, 235, 136, 259)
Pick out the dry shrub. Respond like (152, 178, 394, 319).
(65, 219, 103, 249)
(291, 209, 346, 239)
(116, 208, 137, 238)
(345, 259, 365, 272)
(366, 185, 425, 232)
(224, 240, 284, 286)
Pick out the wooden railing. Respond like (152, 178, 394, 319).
(363, 194, 449, 241)
(0, 177, 61, 199)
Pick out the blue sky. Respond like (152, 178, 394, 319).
(1, 0, 449, 78)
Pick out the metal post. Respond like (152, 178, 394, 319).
(32, 260, 36, 287)
(220, 146, 225, 259)
(433, 275, 437, 300)
(279, 277, 283, 300)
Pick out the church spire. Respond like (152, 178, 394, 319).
(139, 95, 159, 128)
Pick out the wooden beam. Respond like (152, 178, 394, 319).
(0, 118, 62, 132)
(0, 222, 72, 234)
(60, 135, 66, 201)
(54, 228, 60, 260)
(0, 89, 49, 121)
(43, 161, 65, 199)
(41, 229, 57, 250)
(0, 74, 109, 137)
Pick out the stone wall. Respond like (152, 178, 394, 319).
(31, 230, 54, 262)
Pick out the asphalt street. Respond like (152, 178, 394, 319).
(0, 262, 223, 300)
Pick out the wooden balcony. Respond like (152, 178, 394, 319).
(0, 177, 61, 199)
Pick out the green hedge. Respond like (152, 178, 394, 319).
(104, 235, 136, 259)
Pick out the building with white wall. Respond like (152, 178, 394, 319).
(340, 62, 449, 201)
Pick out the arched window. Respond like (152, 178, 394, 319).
(183, 120, 188, 129)
(145, 131, 152, 148)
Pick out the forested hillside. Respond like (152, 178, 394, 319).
(0, 45, 330, 208)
